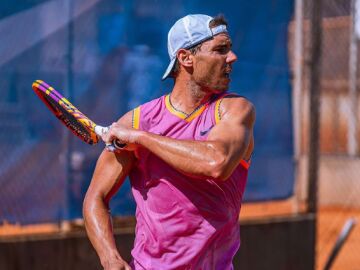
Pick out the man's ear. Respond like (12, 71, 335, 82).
(177, 49, 193, 67)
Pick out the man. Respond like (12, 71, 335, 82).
(83, 14, 255, 270)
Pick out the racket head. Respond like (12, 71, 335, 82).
(32, 80, 100, 145)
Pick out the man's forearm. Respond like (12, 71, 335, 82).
(83, 195, 123, 267)
(136, 131, 229, 179)
(102, 107, 252, 180)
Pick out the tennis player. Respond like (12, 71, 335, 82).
(83, 14, 255, 270)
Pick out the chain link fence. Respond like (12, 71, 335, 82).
(0, 0, 297, 227)
(289, 0, 360, 269)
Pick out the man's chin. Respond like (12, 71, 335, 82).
(201, 81, 229, 93)
(212, 83, 229, 93)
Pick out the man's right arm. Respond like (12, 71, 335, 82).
(83, 111, 135, 270)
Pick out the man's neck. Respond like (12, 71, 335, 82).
(170, 77, 213, 115)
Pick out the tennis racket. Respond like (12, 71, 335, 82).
(32, 80, 125, 150)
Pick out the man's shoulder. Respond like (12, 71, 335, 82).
(219, 92, 255, 118)
(220, 92, 253, 108)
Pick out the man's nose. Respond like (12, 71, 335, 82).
(227, 50, 237, 63)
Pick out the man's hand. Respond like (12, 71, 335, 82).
(102, 122, 140, 151)
(103, 259, 132, 270)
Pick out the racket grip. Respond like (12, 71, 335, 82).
(105, 140, 127, 151)
(113, 140, 127, 149)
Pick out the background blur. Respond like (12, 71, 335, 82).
(0, 0, 294, 223)
(0, 0, 359, 269)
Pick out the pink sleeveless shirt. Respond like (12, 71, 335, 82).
(129, 93, 250, 270)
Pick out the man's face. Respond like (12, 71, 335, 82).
(191, 32, 237, 93)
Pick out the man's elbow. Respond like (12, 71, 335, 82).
(83, 192, 93, 218)
(207, 156, 232, 181)
(83, 191, 108, 218)
(210, 168, 232, 181)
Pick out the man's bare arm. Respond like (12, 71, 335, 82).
(83, 111, 135, 270)
(103, 97, 255, 181)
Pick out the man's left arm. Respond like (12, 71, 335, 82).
(103, 97, 255, 181)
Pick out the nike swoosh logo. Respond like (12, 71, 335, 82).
(200, 125, 214, 136)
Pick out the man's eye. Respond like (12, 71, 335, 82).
(216, 47, 229, 54)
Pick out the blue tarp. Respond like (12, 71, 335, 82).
(0, 0, 294, 223)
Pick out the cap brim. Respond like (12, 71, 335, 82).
(162, 58, 176, 80)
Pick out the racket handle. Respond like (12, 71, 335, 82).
(113, 140, 127, 149)
(106, 140, 127, 151)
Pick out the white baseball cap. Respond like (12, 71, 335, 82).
(162, 14, 228, 80)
